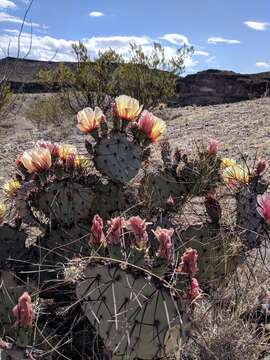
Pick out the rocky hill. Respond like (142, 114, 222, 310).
(1, 57, 270, 105)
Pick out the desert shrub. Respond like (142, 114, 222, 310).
(0, 81, 12, 114)
(38, 41, 193, 112)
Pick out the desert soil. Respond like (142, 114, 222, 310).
(0, 94, 270, 187)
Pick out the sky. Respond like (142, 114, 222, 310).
(0, 0, 269, 75)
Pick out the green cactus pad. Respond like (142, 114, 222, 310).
(236, 178, 268, 249)
(91, 181, 138, 220)
(29, 179, 95, 227)
(176, 223, 241, 289)
(0, 225, 27, 268)
(76, 263, 184, 359)
(141, 170, 186, 209)
(93, 132, 143, 183)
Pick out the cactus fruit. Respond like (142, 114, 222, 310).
(76, 263, 185, 359)
(93, 132, 144, 183)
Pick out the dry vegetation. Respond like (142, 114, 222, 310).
(1, 94, 270, 359)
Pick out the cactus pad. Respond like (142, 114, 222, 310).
(176, 223, 241, 289)
(0, 225, 27, 268)
(236, 178, 268, 249)
(76, 263, 184, 359)
(29, 179, 95, 226)
(93, 132, 143, 183)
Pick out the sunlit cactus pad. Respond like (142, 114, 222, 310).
(94, 132, 143, 183)
(29, 179, 95, 226)
(76, 263, 183, 359)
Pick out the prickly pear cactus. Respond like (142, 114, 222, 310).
(94, 132, 144, 183)
(236, 175, 268, 249)
(29, 179, 95, 227)
(0, 225, 27, 267)
(76, 263, 184, 359)
(176, 223, 241, 289)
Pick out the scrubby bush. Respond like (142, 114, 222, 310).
(38, 41, 193, 113)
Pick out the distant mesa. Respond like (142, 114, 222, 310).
(1, 57, 270, 106)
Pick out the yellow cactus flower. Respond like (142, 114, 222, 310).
(221, 158, 236, 170)
(58, 144, 77, 161)
(75, 155, 91, 168)
(77, 107, 106, 133)
(223, 164, 249, 187)
(21, 148, 52, 173)
(0, 202, 6, 223)
(114, 95, 143, 121)
(148, 118, 166, 143)
(4, 180, 21, 198)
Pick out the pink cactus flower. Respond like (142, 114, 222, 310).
(256, 159, 269, 176)
(35, 140, 60, 157)
(12, 292, 33, 328)
(257, 193, 270, 225)
(138, 110, 155, 135)
(207, 138, 219, 156)
(178, 248, 198, 277)
(89, 214, 105, 246)
(66, 153, 76, 169)
(106, 217, 125, 245)
(126, 216, 150, 249)
(184, 278, 202, 300)
(258, 287, 270, 312)
(166, 195, 175, 208)
(154, 227, 174, 262)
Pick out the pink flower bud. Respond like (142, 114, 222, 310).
(257, 193, 270, 225)
(154, 227, 174, 262)
(184, 278, 202, 300)
(89, 214, 105, 246)
(126, 216, 150, 249)
(12, 292, 33, 328)
(256, 159, 268, 175)
(207, 138, 219, 156)
(106, 217, 125, 245)
(178, 248, 198, 277)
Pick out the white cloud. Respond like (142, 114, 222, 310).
(89, 11, 104, 17)
(194, 50, 209, 56)
(0, 32, 198, 69)
(206, 55, 216, 63)
(0, 11, 40, 27)
(0, 0, 16, 9)
(256, 62, 270, 69)
(208, 36, 240, 44)
(244, 21, 269, 31)
(161, 33, 189, 46)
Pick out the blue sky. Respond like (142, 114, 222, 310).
(0, 0, 269, 74)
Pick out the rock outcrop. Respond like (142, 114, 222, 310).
(1, 58, 270, 106)
(173, 69, 270, 106)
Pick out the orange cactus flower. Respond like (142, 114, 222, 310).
(21, 148, 52, 173)
(114, 95, 143, 121)
(77, 107, 106, 133)
(138, 110, 166, 142)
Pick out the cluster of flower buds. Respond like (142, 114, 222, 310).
(89, 214, 175, 262)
